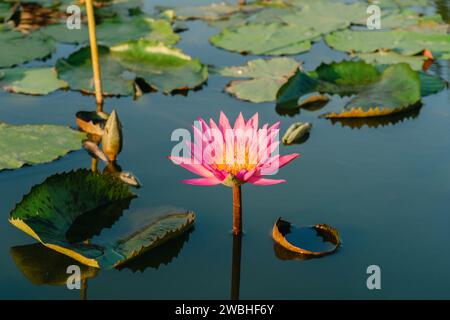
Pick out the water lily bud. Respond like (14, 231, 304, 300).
(282, 122, 312, 145)
(102, 110, 122, 161)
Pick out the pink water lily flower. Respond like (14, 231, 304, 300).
(169, 112, 299, 235)
(169, 112, 299, 187)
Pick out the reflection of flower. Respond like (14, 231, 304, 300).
(169, 112, 299, 187)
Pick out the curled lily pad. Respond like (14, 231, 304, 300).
(282, 122, 312, 145)
(272, 218, 340, 258)
(9, 169, 196, 269)
(10, 243, 99, 286)
(325, 63, 421, 118)
(210, 23, 316, 56)
(0, 29, 55, 67)
(217, 57, 300, 103)
(0, 67, 67, 95)
(0, 123, 85, 171)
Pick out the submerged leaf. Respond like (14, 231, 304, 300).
(218, 57, 300, 103)
(0, 67, 67, 95)
(325, 63, 421, 118)
(9, 170, 195, 269)
(0, 124, 85, 171)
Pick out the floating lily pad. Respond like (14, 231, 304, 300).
(210, 23, 315, 55)
(0, 67, 68, 95)
(156, 3, 242, 21)
(276, 60, 446, 111)
(272, 218, 340, 258)
(325, 63, 421, 118)
(56, 46, 136, 96)
(217, 57, 300, 103)
(0, 124, 85, 171)
(11, 243, 99, 286)
(354, 51, 428, 71)
(9, 169, 196, 269)
(110, 40, 208, 93)
(0, 29, 55, 67)
(41, 17, 179, 46)
(326, 29, 450, 58)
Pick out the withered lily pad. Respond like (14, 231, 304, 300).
(76, 111, 108, 136)
(217, 57, 300, 103)
(0, 67, 68, 95)
(325, 63, 421, 118)
(0, 29, 55, 68)
(272, 218, 340, 258)
(0, 124, 85, 171)
(9, 170, 196, 269)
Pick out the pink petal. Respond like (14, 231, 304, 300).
(181, 177, 222, 186)
(219, 111, 231, 133)
(248, 177, 286, 185)
(234, 112, 246, 131)
(169, 156, 214, 178)
(246, 113, 259, 130)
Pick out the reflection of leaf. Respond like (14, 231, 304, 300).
(210, 23, 315, 56)
(329, 105, 422, 129)
(10, 243, 99, 286)
(117, 227, 194, 272)
(0, 29, 55, 68)
(325, 64, 421, 118)
(272, 218, 340, 258)
(217, 58, 300, 103)
(9, 170, 195, 269)
(326, 29, 450, 58)
(0, 124, 85, 171)
(0, 67, 67, 95)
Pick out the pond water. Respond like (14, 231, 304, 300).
(1, 0, 450, 299)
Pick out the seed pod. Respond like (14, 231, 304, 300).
(282, 122, 312, 145)
(102, 110, 122, 161)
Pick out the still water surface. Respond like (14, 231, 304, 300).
(1, 0, 450, 299)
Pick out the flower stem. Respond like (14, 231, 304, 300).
(232, 184, 242, 235)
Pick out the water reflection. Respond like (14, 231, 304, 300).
(10, 243, 99, 299)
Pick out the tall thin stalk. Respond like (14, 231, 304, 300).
(232, 185, 242, 235)
(85, 0, 103, 111)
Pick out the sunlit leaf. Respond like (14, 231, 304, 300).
(0, 67, 68, 95)
(354, 51, 428, 71)
(0, 124, 85, 171)
(217, 57, 300, 103)
(155, 2, 242, 21)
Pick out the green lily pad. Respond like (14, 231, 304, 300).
(276, 60, 445, 110)
(0, 124, 85, 171)
(9, 170, 196, 269)
(11, 243, 99, 286)
(41, 17, 179, 46)
(217, 57, 300, 103)
(354, 51, 427, 71)
(1, 67, 68, 95)
(56, 46, 136, 96)
(110, 40, 208, 93)
(210, 23, 316, 55)
(0, 29, 55, 67)
(325, 29, 450, 57)
(324, 63, 421, 118)
(0, 2, 12, 22)
(155, 3, 242, 21)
